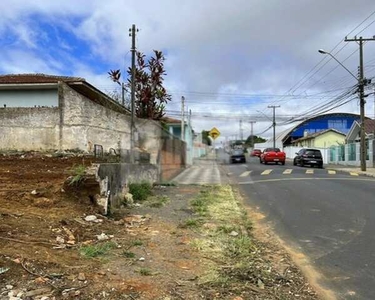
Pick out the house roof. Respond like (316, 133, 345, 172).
(0, 74, 85, 84)
(161, 116, 181, 124)
(346, 119, 375, 142)
(364, 119, 375, 134)
(0, 73, 130, 115)
(291, 129, 345, 143)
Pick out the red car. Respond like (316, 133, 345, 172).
(251, 149, 262, 157)
(260, 148, 286, 165)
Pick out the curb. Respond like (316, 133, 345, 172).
(327, 167, 375, 178)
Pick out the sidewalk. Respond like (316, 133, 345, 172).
(326, 164, 375, 177)
(172, 152, 226, 184)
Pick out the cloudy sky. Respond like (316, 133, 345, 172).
(1, 0, 375, 142)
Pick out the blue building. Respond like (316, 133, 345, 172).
(282, 113, 362, 146)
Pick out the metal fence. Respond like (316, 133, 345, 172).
(328, 140, 374, 167)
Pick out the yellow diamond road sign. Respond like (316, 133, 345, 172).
(209, 127, 220, 140)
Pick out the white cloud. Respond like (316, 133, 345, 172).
(1, 0, 375, 138)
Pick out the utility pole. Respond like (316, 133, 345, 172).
(268, 105, 280, 148)
(181, 96, 185, 141)
(121, 82, 125, 106)
(345, 36, 375, 171)
(129, 24, 138, 163)
(239, 119, 243, 141)
(249, 121, 256, 148)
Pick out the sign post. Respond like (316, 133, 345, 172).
(209, 127, 221, 159)
(209, 127, 220, 140)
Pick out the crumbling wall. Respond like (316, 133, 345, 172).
(0, 107, 59, 151)
(136, 118, 163, 165)
(60, 83, 131, 153)
(97, 163, 159, 210)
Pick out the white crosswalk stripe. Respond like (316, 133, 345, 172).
(350, 172, 359, 176)
(261, 169, 273, 175)
(240, 171, 252, 177)
(328, 170, 336, 174)
(306, 170, 314, 174)
(283, 169, 293, 174)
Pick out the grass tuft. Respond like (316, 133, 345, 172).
(129, 182, 153, 201)
(148, 195, 169, 208)
(122, 250, 136, 258)
(132, 240, 143, 247)
(139, 267, 152, 276)
(216, 225, 239, 234)
(224, 235, 255, 258)
(179, 218, 202, 229)
(68, 164, 86, 186)
(80, 242, 116, 258)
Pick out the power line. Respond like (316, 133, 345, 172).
(264, 9, 375, 108)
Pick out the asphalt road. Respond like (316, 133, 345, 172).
(222, 151, 375, 300)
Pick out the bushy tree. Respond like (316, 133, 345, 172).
(108, 50, 171, 120)
(245, 135, 266, 147)
(202, 130, 212, 146)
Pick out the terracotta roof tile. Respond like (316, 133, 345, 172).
(364, 119, 375, 134)
(0, 73, 85, 84)
(161, 116, 181, 124)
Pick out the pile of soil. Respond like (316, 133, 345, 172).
(0, 154, 320, 299)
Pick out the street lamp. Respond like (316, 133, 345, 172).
(318, 49, 366, 171)
(318, 49, 358, 80)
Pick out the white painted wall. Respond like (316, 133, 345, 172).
(254, 141, 283, 150)
(0, 89, 58, 107)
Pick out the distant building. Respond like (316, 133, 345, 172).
(256, 113, 363, 149)
(290, 129, 346, 148)
(161, 116, 194, 165)
(346, 119, 375, 143)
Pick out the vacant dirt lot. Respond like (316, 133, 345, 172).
(0, 154, 320, 300)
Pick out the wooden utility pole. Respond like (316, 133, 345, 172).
(345, 36, 375, 171)
(268, 105, 280, 148)
(129, 24, 138, 163)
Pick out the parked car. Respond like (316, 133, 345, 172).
(250, 149, 262, 157)
(260, 148, 286, 165)
(230, 149, 246, 163)
(293, 148, 323, 168)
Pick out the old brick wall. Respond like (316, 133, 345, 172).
(160, 131, 186, 181)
